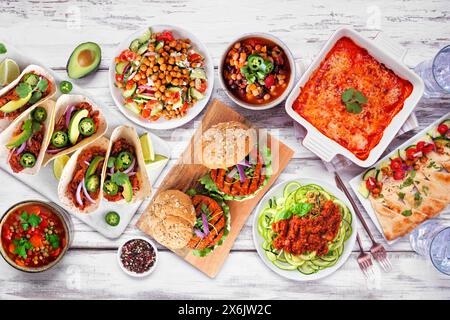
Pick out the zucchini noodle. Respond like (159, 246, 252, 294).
(257, 182, 353, 275)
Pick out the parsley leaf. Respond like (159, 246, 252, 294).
(400, 177, 414, 189)
(290, 202, 313, 217)
(13, 238, 32, 258)
(273, 210, 292, 222)
(45, 234, 60, 249)
(341, 88, 367, 114)
(111, 172, 129, 186)
(37, 78, 48, 92)
(15, 83, 32, 98)
(28, 214, 42, 228)
(401, 210, 412, 217)
(0, 43, 6, 54)
(398, 192, 405, 200)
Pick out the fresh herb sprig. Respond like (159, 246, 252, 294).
(341, 88, 367, 114)
(20, 211, 42, 231)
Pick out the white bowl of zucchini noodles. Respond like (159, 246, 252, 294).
(253, 178, 357, 281)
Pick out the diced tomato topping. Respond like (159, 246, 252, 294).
(30, 234, 43, 248)
(422, 143, 434, 154)
(390, 157, 403, 170)
(265, 74, 275, 88)
(416, 141, 425, 152)
(406, 147, 417, 160)
(141, 109, 151, 119)
(119, 49, 137, 62)
(196, 80, 207, 93)
(393, 170, 405, 180)
(437, 124, 448, 135)
(156, 31, 174, 42)
(365, 177, 377, 191)
(115, 74, 124, 83)
(180, 101, 189, 113)
(188, 53, 203, 63)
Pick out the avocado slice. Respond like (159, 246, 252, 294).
(68, 109, 89, 145)
(85, 156, 105, 180)
(121, 178, 133, 203)
(0, 91, 32, 113)
(6, 119, 33, 148)
(67, 42, 101, 79)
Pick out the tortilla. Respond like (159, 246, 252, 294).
(0, 99, 56, 175)
(0, 65, 57, 133)
(57, 136, 110, 214)
(104, 125, 152, 203)
(42, 94, 108, 167)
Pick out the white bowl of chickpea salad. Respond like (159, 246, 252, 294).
(219, 33, 296, 110)
(109, 25, 214, 130)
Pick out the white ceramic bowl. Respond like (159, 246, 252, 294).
(117, 236, 159, 278)
(218, 33, 296, 110)
(285, 27, 424, 167)
(252, 178, 357, 281)
(109, 25, 214, 130)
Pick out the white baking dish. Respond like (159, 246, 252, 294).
(285, 27, 424, 167)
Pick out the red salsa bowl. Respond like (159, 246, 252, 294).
(0, 201, 72, 272)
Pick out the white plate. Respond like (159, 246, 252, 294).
(109, 24, 214, 130)
(252, 178, 357, 281)
(349, 112, 450, 244)
(285, 27, 424, 167)
(0, 41, 171, 239)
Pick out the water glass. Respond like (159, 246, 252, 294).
(413, 45, 450, 97)
(409, 221, 450, 275)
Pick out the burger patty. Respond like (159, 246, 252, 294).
(187, 195, 227, 251)
(210, 154, 267, 197)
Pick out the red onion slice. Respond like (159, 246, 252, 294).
(123, 158, 136, 174)
(237, 164, 246, 183)
(81, 178, 95, 204)
(201, 213, 210, 236)
(65, 105, 76, 129)
(227, 167, 238, 179)
(84, 160, 90, 166)
(76, 180, 84, 207)
(15, 142, 26, 155)
(46, 147, 68, 154)
(194, 228, 205, 239)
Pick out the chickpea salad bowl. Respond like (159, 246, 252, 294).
(109, 25, 214, 130)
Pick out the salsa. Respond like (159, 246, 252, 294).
(293, 37, 413, 160)
(1, 203, 67, 269)
(222, 37, 291, 105)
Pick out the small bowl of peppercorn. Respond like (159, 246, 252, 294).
(117, 236, 158, 277)
(219, 32, 296, 110)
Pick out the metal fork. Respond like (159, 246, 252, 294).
(335, 173, 392, 272)
(356, 233, 376, 279)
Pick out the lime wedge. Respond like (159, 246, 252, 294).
(53, 154, 70, 181)
(0, 58, 20, 87)
(140, 132, 155, 162)
(145, 154, 168, 170)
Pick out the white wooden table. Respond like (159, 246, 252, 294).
(1, 0, 449, 300)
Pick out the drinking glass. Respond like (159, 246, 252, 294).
(413, 45, 450, 97)
(409, 221, 450, 275)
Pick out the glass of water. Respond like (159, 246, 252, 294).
(410, 221, 450, 275)
(413, 45, 450, 97)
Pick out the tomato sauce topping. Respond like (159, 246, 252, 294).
(271, 200, 342, 256)
(293, 37, 413, 160)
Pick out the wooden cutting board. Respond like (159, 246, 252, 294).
(136, 99, 294, 278)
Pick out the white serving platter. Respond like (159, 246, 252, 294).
(349, 112, 450, 244)
(285, 27, 424, 168)
(252, 178, 357, 281)
(0, 41, 171, 239)
(109, 24, 214, 130)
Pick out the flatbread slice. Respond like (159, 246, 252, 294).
(402, 192, 447, 218)
(414, 175, 450, 203)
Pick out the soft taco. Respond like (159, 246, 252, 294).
(57, 136, 109, 214)
(0, 65, 56, 132)
(43, 94, 107, 166)
(0, 100, 56, 174)
(199, 121, 272, 201)
(186, 189, 230, 257)
(103, 125, 151, 204)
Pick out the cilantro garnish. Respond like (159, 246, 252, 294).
(45, 233, 60, 249)
(111, 172, 129, 186)
(15, 83, 32, 98)
(398, 192, 405, 200)
(0, 43, 6, 54)
(400, 177, 414, 189)
(12, 238, 32, 258)
(401, 210, 412, 217)
(341, 88, 367, 114)
(20, 210, 42, 231)
(37, 78, 48, 92)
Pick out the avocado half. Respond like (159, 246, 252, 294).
(66, 42, 101, 79)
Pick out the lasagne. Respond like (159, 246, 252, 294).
(293, 37, 413, 160)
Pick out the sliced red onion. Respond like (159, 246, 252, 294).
(413, 151, 423, 158)
(46, 147, 67, 154)
(138, 85, 156, 91)
(368, 178, 375, 186)
(237, 164, 246, 183)
(201, 213, 210, 236)
(123, 158, 136, 174)
(84, 160, 90, 166)
(194, 228, 205, 239)
(81, 178, 95, 204)
(76, 181, 84, 207)
(110, 165, 115, 175)
(239, 159, 251, 167)
(128, 70, 137, 81)
(128, 172, 136, 176)
(65, 105, 76, 129)
(227, 167, 238, 179)
(144, 52, 156, 57)
(15, 142, 26, 155)
(407, 166, 414, 171)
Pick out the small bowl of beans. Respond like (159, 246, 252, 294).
(117, 236, 158, 277)
(219, 33, 296, 110)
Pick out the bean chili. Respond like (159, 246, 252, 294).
(222, 37, 291, 105)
